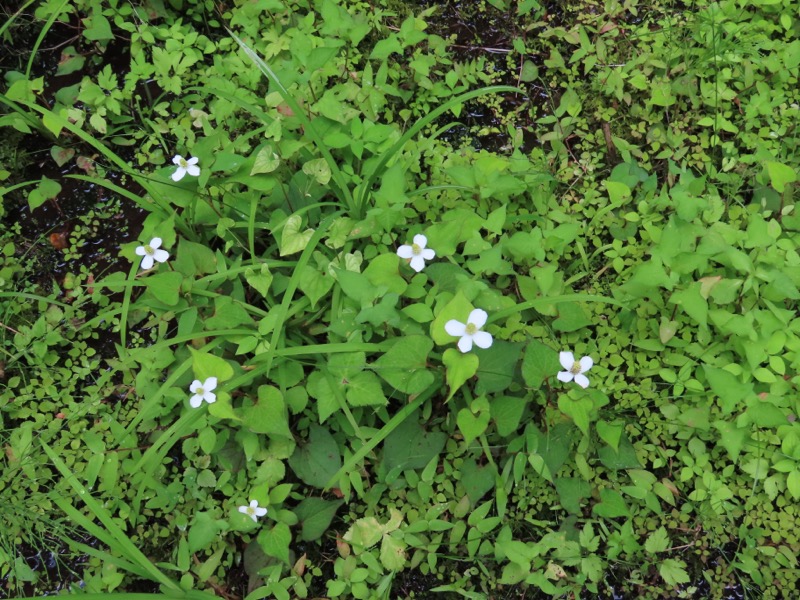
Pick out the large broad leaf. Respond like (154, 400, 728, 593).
(521, 340, 560, 388)
(374, 335, 434, 394)
(459, 458, 496, 505)
(144, 271, 183, 306)
(475, 341, 523, 394)
(288, 425, 342, 488)
(295, 498, 344, 541)
(279, 214, 314, 256)
(382, 411, 447, 472)
(242, 386, 292, 439)
(443, 348, 479, 402)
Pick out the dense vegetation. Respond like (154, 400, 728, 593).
(1, 0, 799, 598)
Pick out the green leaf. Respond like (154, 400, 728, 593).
(363, 253, 407, 295)
(592, 489, 631, 518)
(558, 395, 593, 436)
(645, 526, 670, 554)
(302, 158, 332, 185)
(144, 271, 183, 306)
(382, 411, 447, 472)
(553, 477, 591, 515)
(521, 340, 560, 388)
(295, 498, 344, 541)
(27, 176, 61, 211)
(475, 340, 523, 394)
(380, 534, 407, 571)
(443, 348, 479, 401)
(288, 425, 342, 488)
(242, 386, 292, 438)
(279, 214, 314, 256)
(245, 264, 273, 298)
(597, 435, 641, 470)
(459, 458, 496, 505)
(765, 161, 797, 193)
(788, 470, 800, 500)
(431, 292, 475, 346)
(345, 371, 387, 407)
(258, 522, 292, 565)
(373, 335, 435, 394)
(190, 348, 234, 382)
(457, 396, 491, 446)
(669, 283, 707, 328)
(703, 365, 751, 415)
(490, 395, 526, 437)
(659, 558, 690, 586)
(297, 264, 334, 308)
(595, 420, 623, 451)
(188, 512, 226, 553)
(552, 303, 592, 332)
(251, 146, 280, 175)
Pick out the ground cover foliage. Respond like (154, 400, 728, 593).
(1, 0, 799, 598)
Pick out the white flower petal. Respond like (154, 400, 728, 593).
(559, 351, 575, 371)
(190, 380, 203, 393)
(255, 506, 268, 517)
(150, 237, 162, 249)
(397, 245, 413, 259)
(445, 320, 466, 337)
(153, 249, 169, 264)
(187, 156, 199, 166)
(556, 371, 574, 383)
(574, 373, 590, 388)
(204, 377, 218, 391)
(578, 356, 593, 373)
(140, 255, 155, 270)
(457, 335, 474, 353)
(468, 308, 488, 328)
(171, 168, 186, 182)
(238, 505, 249, 515)
(409, 255, 426, 272)
(412, 234, 428, 248)
(204, 392, 216, 404)
(421, 248, 435, 260)
(135, 246, 147, 256)
(473, 331, 493, 349)
(249, 500, 259, 509)
(186, 165, 200, 177)
(190, 394, 203, 408)
(172, 155, 183, 165)
(247, 512, 258, 523)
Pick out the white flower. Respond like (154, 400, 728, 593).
(557, 351, 593, 388)
(397, 234, 436, 272)
(238, 500, 267, 523)
(171, 154, 200, 182)
(135, 237, 169, 270)
(445, 308, 493, 353)
(189, 376, 218, 408)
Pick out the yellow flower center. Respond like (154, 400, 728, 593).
(179, 158, 188, 168)
(570, 362, 581, 374)
(465, 323, 478, 335)
(411, 243, 422, 255)
(246, 506, 255, 515)
(144, 245, 154, 255)
(196, 387, 205, 395)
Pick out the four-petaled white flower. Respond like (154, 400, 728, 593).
(171, 154, 200, 182)
(135, 237, 169, 270)
(189, 376, 218, 408)
(445, 308, 493, 353)
(238, 500, 267, 523)
(557, 351, 593, 388)
(397, 234, 436, 272)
